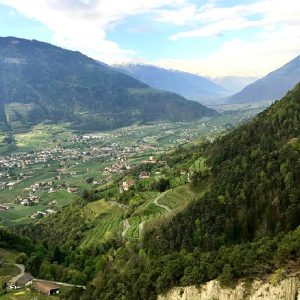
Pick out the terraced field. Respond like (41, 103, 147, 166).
(127, 203, 165, 239)
(123, 187, 196, 239)
(158, 185, 195, 210)
(81, 200, 125, 248)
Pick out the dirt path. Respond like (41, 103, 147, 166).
(124, 191, 171, 241)
(138, 192, 171, 237)
(139, 221, 146, 237)
(122, 219, 130, 238)
(153, 192, 171, 212)
(8, 264, 25, 285)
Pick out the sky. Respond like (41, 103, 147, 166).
(0, 0, 300, 77)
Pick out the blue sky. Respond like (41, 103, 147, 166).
(0, 0, 300, 77)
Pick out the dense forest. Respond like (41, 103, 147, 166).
(82, 83, 300, 299)
(3, 83, 300, 300)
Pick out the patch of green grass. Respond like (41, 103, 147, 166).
(14, 123, 74, 152)
(0, 249, 18, 263)
(0, 189, 78, 226)
(37, 190, 80, 207)
(190, 157, 207, 172)
(0, 264, 19, 277)
(127, 192, 166, 239)
(0, 289, 58, 300)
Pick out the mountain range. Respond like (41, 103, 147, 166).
(211, 76, 257, 93)
(0, 37, 216, 132)
(227, 55, 300, 103)
(114, 63, 228, 104)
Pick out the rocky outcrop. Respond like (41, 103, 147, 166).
(158, 275, 300, 300)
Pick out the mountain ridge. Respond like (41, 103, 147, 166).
(0, 36, 217, 131)
(227, 55, 300, 103)
(114, 63, 229, 104)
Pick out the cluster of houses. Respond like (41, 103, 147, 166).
(24, 181, 54, 194)
(139, 172, 151, 179)
(16, 194, 39, 206)
(103, 159, 130, 175)
(8, 272, 60, 295)
(30, 208, 57, 219)
(0, 180, 21, 191)
(0, 203, 10, 210)
(0, 147, 64, 169)
(121, 179, 135, 192)
(68, 132, 111, 143)
(0, 127, 181, 220)
(5, 261, 85, 296)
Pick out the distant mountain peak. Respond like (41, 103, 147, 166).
(0, 36, 217, 132)
(226, 55, 300, 104)
(113, 63, 230, 105)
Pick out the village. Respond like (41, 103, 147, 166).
(0, 118, 229, 225)
(0, 129, 173, 221)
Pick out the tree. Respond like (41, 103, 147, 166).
(219, 264, 234, 286)
(2, 134, 16, 145)
(16, 252, 28, 265)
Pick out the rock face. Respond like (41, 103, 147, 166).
(158, 276, 300, 300)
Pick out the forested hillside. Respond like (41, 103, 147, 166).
(3, 84, 300, 300)
(83, 83, 300, 299)
(146, 82, 300, 253)
(0, 37, 216, 131)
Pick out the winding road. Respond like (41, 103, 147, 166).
(122, 219, 130, 238)
(139, 192, 172, 237)
(139, 221, 146, 237)
(122, 191, 172, 239)
(153, 191, 171, 212)
(8, 264, 25, 286)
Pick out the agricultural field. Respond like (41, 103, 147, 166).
(0, 102, 268, 226)
(158, 185, 195, 210)
(126, 205, 166, 239)
(81, 200, 124, 248)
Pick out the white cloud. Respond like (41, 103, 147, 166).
(151, 0, 300, 76)
(1, 0, 300, 76)
(169, 17, 263, 40)
(0, 0, 186, 63)
(152, 23, 300, 77)
(165, 0, 300, 40)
